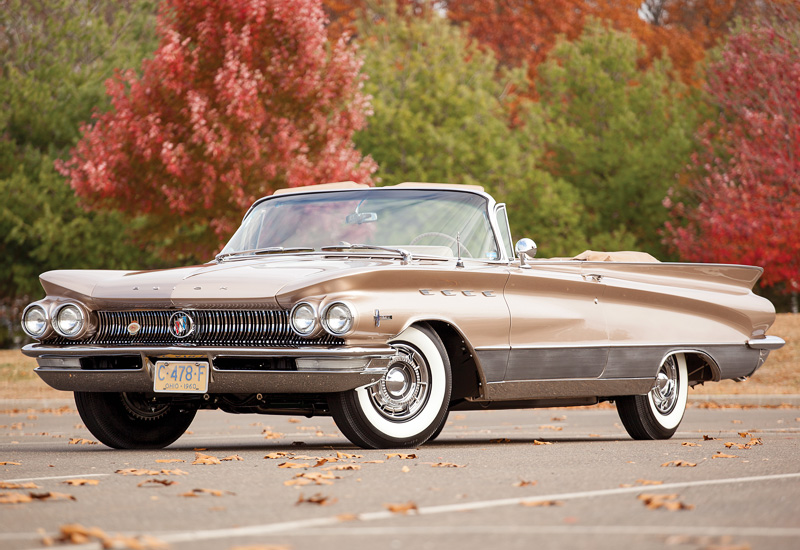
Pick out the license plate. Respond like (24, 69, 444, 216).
(154, 361, 209, 393)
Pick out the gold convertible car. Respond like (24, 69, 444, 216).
(21, 182, 784, 449)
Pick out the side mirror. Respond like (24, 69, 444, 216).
(515, 238, 537, 268)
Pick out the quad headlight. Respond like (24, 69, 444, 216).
(53, 303, 85, 338)
(290, 302, 317, 337)
(322, 302, 354, 336)
(21, 304, 49, 338)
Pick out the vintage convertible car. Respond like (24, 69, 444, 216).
(21, 182, 784, 449)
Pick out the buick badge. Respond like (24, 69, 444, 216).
(168, 311, 194, 338)
(127, 321, 141, 336)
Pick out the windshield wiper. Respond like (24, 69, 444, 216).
(215, 246, 315, 263)
(321, 242, 412, 265)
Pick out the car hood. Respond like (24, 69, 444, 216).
(38, 256, 395, 310)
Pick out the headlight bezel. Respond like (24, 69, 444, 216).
(52, 303, 87, 339)
(21, 303, 51, 339)
(290, 302, 320, 338)
(321, 301, 355, 336)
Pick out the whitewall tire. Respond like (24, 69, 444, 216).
(328, 324, 452, 449)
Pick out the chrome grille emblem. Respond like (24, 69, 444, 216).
(168, 311, 194, 339)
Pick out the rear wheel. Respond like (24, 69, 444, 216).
(617, 354, 688, 440)
(74, 392, 196, 449)
(328, 324, 451, 449)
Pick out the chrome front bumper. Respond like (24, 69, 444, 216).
(22, 344, 394, 394)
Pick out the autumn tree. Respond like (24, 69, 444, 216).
(59, 0, 377, 259)
(664, 10, 800, 295)
(446, 0, 586, 84)
(534, 20, 698, 256)
(0, 0, 159, 345)
(354, 3, 587, 257)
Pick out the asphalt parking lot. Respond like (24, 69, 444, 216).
(1, 401, 799, 550)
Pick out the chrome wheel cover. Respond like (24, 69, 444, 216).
(650, 356, 679, 415)
(368, 344, 430, 421)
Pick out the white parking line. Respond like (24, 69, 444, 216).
(2, 473, 109, 483)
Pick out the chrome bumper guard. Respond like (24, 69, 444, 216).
(22, 344, 394, 394)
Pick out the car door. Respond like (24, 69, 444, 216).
(502, 261, 609, 381)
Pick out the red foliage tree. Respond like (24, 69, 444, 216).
(664, 13, 800, 292)
(59, 0, 376, 259)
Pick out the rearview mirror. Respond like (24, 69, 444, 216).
(345, 212, 378, 225)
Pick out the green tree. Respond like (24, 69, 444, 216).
(0, 0, 159, 344)
(535, 19, 699, 256)
(354, 4, 586, 257)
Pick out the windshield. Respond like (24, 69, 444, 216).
(220, 189, 500, 260)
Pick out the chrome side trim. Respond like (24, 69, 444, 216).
(747, 336, 785, 350)
(481, 378, 655, 401)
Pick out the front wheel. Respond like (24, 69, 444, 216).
(75, 392, 196, 449)
(616, 353, 688, 440)
(328, 324, 451, 449)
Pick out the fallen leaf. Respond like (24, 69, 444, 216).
(681, 442, 700, 447)
(638, 493, 694, 511)
(635, 479, 664, 486)
(430, 462, 465, 468)
(0, 482, 39, 489)
(336, 452, 362, 459)
(313, 459, 329, 468)
(538, 425, 563, 431)
(513, 480, 537, 487)
(661, 460, 697, 467)
(386, 453, 417, 460)
(29, 491, 76, 501)
(521, 500, 563, 507)
(262, 430, 284, 439)
(731, 420, 742, 424)
(285, 471, 340, 486)
(137, 479, 177, 487)
(533, 440, 552, 445)
(749, 438, 763, 446)
(221, 455, 244, 462)
(361, 460, 384, 464)
(180, 488, 234, 497)
(68, 438, 98, 445)
(738, 432, 751, 438)
(160, 469, 189, 476)
(264, 452, 290, 459)
(401, 465, 410, 473)
(62, 479, 99, 486)
(278, 462, 310, 469)
(155, 459, 185, 463)
(193, 452, 223, 465)
(712, 452, 738, 459)
(384, 501, 418, 514)
(48, 523, 168, 549)
(336, 514, 360, 522)
(490, 438, 511, 443)
(703, 435, 718, 441)
(551, 416, 566, 422)
(0, 492, 33, 504)
(0, 461, 22, 466)
(296, 493, 336, 506)
(325, 464, 361, 471)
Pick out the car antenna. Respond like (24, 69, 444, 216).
(456, 232, 464, 268)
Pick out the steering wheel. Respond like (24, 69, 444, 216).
(410, 232, 473, 258)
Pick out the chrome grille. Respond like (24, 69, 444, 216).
(46, 310, 343, 347)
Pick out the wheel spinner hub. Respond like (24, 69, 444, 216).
(651, 357, 679, 415)
(369, 345, 430, 421)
